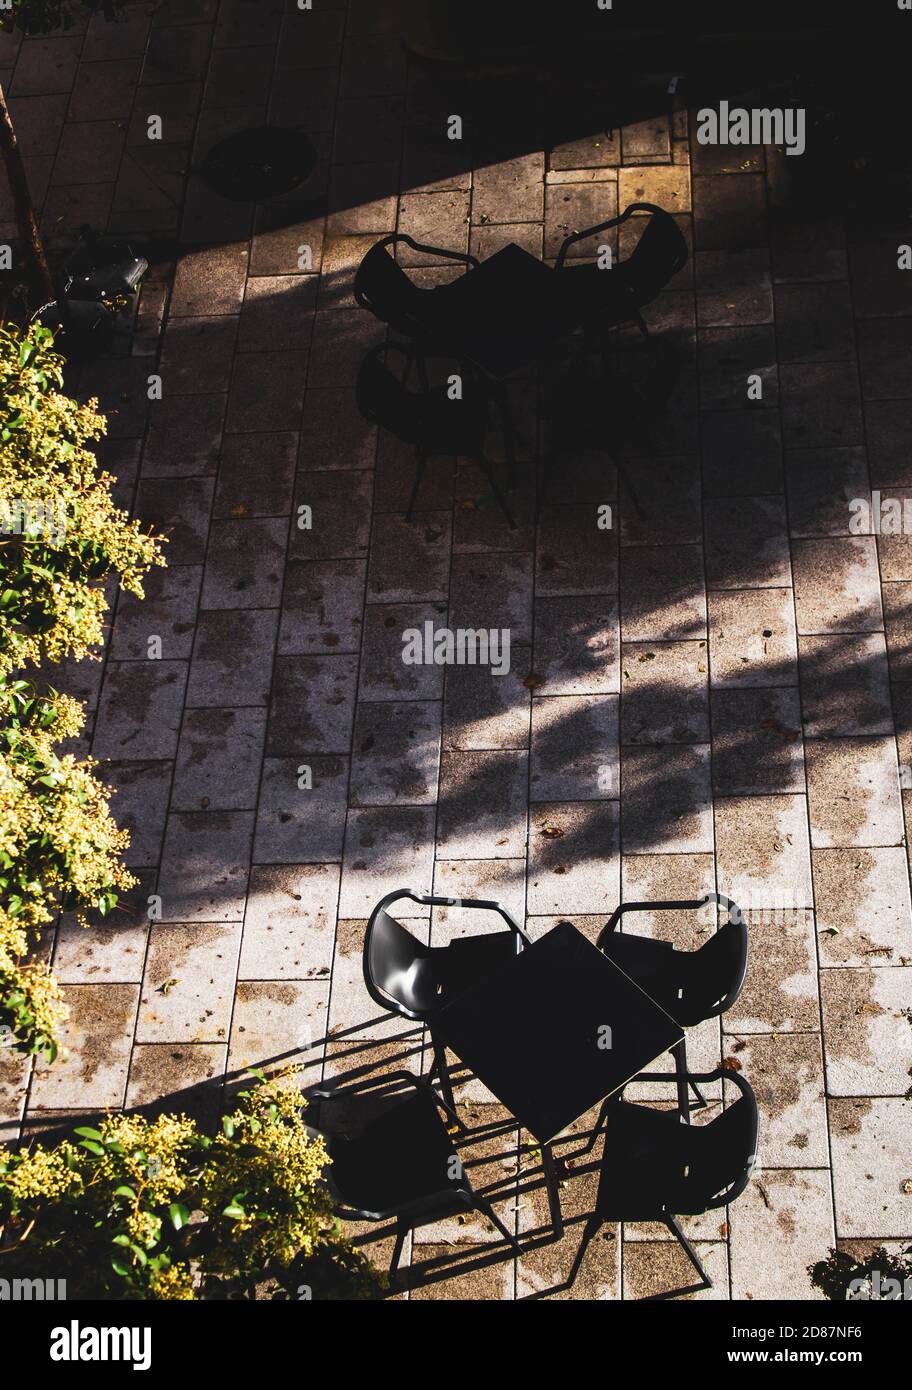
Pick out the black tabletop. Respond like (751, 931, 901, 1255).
(432, 919, 684, 1143)
(434, 242, 580, 379)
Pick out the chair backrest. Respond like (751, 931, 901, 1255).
(353, 239, 428, 336)
(677, 916, 749, 1025)
(355, 344, 423, 442)
(362, 898, 436, 1019)
(622, 203, 688, 305)
(675, 1070, 759, 1213)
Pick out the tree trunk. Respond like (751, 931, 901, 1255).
(0, 78, 55, 311)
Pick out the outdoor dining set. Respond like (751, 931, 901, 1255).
(305, 892, 759, 1301)
(353, 201, 688, 525)
(315, 205, 759, 1299)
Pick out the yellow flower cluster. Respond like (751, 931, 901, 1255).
(1, 748, 135, 928)
(148, 1263, 196, 1300)
(97, 1111, 198, 1205)
(0, 1141, 80, 1201)
(200, 1077, 335, 1270)
(0, 932, 67, 1053)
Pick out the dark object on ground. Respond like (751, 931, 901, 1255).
(809, 1243, 912, 1301)
(197, 126, 317, 201)
(61, 225, 147, 322)
(32, 225, 147, 352)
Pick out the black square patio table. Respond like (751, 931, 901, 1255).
(434, 241, 582, 381)
(432, 919, 684, 1237)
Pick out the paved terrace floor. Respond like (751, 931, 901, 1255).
(1, 0, 911, 1299)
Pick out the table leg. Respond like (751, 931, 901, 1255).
(541, 1142, 565, 1239)
(673, 1037, 690, 1125)
(493, 381, 520, 490)
(617, 457, 647, 521)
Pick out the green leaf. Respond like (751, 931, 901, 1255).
(222, 1116, 235, 1139)
(169, 1202, 190, 1231)
(78, 1139, 105, 1157)
(222, 1203, 246, 1220)
(73, 1126, 104, 1141)
(111, 1257, 131, 1277)
(113, 1185, 136, 1200)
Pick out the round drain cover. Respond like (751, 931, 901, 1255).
(198, 126, 317, 201)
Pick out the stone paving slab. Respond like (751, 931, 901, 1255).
(5, 0, 912, 1300)
(726, 1033, 829, 1167)
(723, 910, 819, 1034)
(729, 1168, 834, 1299)
(829, 1099, 912, 1239)
(820, 967, 912, 1097)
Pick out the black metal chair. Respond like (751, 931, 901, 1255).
(580, 893, 747, 1139)
(353, 232, 479, 369)
(555, 201, 689, 341)
(307, 1070, 521, 1274)
(362, 888, 530, 1113)
(356, 341, 517, 526)
(355, 235, 575, 500)
(568, 1066, 759, 1299)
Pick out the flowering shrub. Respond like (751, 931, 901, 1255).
(0, 323, 163, 678)
(0, 679, 136, 1058)
(0, 321, 164, 1058)
(0, 1073, 381, 1300)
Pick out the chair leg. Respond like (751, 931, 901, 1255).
(673, 1037, 691, 1125)
(541, 1143, 565, 1239)
(671, 1037, 708, 1119)
(430, 1035, 459, 1120)
(579, 1096, 610, 1154)
(689, 1077, 708, 1109)
(566, 1214, 601, 1289)
(389, 1220, 408, 1274)
(405, 447, 428, 522)
(475, 1196, 522, 1255)
(661, 1215, 712, 1298)
(617, 457, 647, 522)
(475, 454, 517, 530)
(494, 384, 520, 491)
(533, 445, 554, 526)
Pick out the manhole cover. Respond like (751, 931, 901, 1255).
(198, 126, 317, 201)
